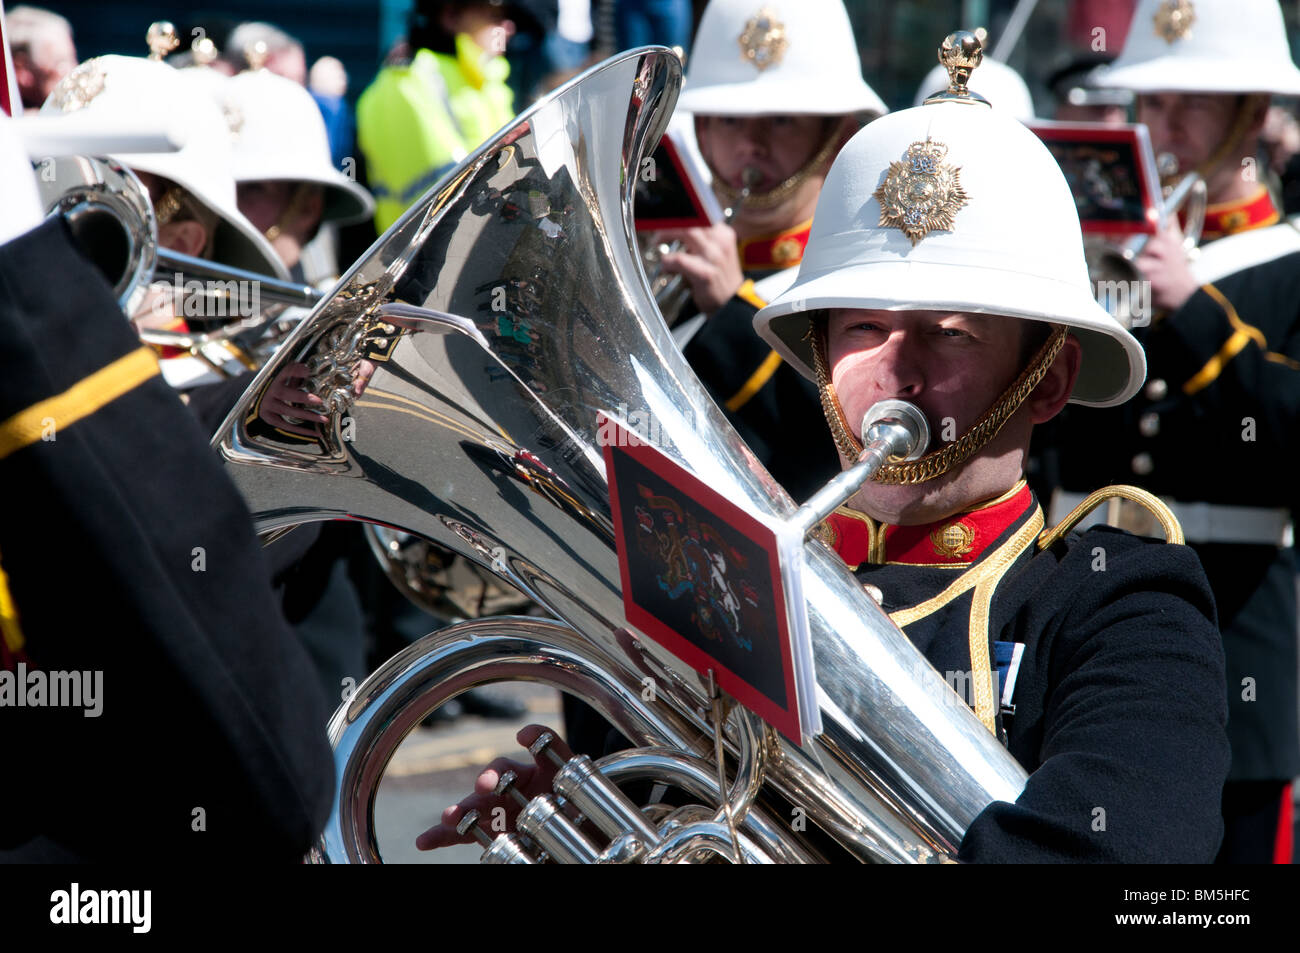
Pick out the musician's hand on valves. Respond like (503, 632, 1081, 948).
(657, 223, 745, 316)
(1133, 217, 1200, 314)
(259, 362, 330, 437)
(415, 724, 574, 850)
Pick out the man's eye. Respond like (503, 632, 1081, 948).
(938, 327, 969, 338)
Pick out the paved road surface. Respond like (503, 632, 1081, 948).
(371, 684, 563, 863)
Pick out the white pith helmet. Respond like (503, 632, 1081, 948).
(0, 116, 43, 246)
(1092, 0, 1300, 96)
(221, 68, 374, 225)
(676, 0, 887, 118)
(40, 55, 290, 280)
(755, 58, 1146, 408)
(913, 57, 1035, 121)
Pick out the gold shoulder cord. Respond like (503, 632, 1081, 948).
(812, 322, 1067, 484)
(1037, 485, 1185, 549)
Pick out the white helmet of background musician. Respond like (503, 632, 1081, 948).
(0, 116, 43, 245)
(676, 0, 887, 118)
(220, 68, 374, 225)
(756, 33, 1146, 408)
(913, 57, 1035, 121)
(40, 55, 290, 280)
(1092, 0, 1300, 95)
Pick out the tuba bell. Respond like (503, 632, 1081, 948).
(213, 48, 1028, 864)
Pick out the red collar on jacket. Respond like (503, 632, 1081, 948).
(820, 482, 1034, 569)
(1194, 187, 1280, 241)
(738, 219, 812, 271)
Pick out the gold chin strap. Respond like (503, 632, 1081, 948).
(154, 186, 187, 227)
(811, 321, 1068, 485)
(264, 183, 315, 243)
(712, 119, 844, 212)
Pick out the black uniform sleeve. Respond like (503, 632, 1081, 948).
(682, 292, 774, 402)
(1154, 258, 1300, 491)
(0, 219, 333, 861)
(960, 530, 1230, 862)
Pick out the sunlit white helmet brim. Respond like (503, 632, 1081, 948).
(676, 0, 887, 118)
(755, 101, 1147, 408)
(1092, 0, 1300, 96)
(222, 70, 375, 226)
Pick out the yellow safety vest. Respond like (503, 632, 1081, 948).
(357, 35, 514, 232)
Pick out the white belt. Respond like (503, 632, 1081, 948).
(1049, 490, 1294, 547)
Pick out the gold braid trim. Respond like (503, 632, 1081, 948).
(811, 322, 1068, 485)
(712, 120, 843, 212)
(1037, 485, 1185, 549)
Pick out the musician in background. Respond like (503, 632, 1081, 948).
(420, 35, 1230, 862)
(662, 0, 887, 503)
(39, 50, 289, 389)
(220, 63, 375, 284)
(1038, 0, 1300, 863)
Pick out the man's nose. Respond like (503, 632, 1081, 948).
(737, 121, 770, 154)
(872, 331, 925, 398)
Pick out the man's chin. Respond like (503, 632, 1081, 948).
(848, 477, 958, 527)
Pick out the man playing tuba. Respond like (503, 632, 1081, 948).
(421, 33, 1231, 862)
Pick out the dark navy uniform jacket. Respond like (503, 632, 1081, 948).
(1035, 194, 1300, 783)
(681, 221, 840, 503)
(0, 219, 333, 861)
(820, 481, 1230, 862)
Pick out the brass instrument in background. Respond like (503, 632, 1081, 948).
(213, 48, 1028, 864)
(640, 166, 758, 326)
(37, 154, 320, 375)
(1087, 153, 1206, 328)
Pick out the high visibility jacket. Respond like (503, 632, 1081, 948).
(357, 35, 514, 232)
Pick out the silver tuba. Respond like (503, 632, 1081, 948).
(213, 48, 1028, 864)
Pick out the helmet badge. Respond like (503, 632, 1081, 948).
(1153, 0, 1196, 44)
(738, 8, 788, 71)
(47, 60, 107, 112)
(873, 138, 970, 246)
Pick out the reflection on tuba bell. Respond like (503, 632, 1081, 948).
(214, 48, 1028, 864)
